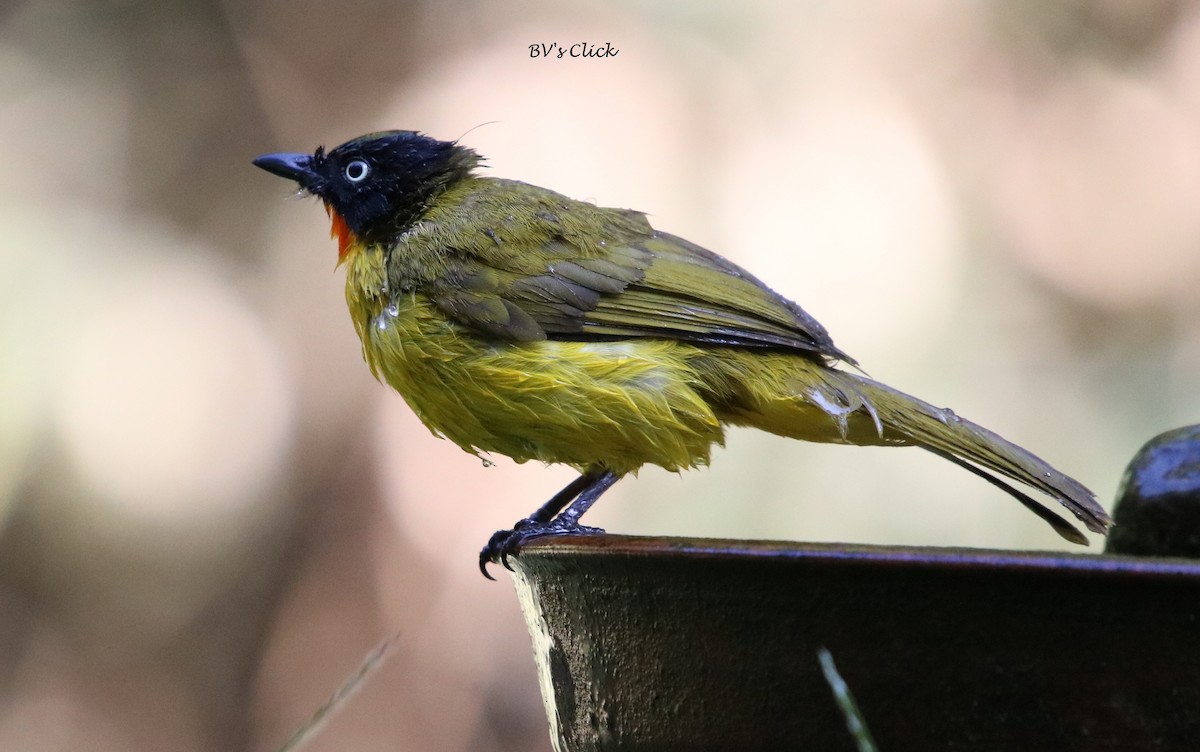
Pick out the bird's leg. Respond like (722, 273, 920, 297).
(517, 471, 598, 527)
(480, 468, 620, 579)
(549, 470, 619, 529)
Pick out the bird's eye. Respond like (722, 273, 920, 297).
(344, 159, 370, 182)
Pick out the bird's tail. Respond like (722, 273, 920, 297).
(719, 355, 1113, 543)
(850, 373, 1111, 543)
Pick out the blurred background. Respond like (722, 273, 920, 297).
(2, 0, 1199, 749)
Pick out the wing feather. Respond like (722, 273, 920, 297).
(418, 181, 852, 362)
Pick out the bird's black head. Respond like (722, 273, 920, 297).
(253, 130, 481, 240)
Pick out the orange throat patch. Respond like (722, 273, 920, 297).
(325, 205, 358, 264)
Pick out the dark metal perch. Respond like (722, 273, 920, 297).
(510, 535, 1200, 751)
(508, 425, 1200, 751)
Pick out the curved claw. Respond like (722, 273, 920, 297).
(478, 528, 517, 580)
(499, 545, 517, 572)
(477, 519, 605, 580)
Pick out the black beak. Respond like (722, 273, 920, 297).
(252, 152, 318, 187)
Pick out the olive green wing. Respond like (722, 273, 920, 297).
(428, 228, 853, 364)
(587, 232, 852, 362)
(416, 180, 852, 363)
(429, 238, 644, 343)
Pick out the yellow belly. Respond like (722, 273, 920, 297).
(360, 292, 726, 474)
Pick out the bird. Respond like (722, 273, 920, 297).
(253, 130, 1112, 577)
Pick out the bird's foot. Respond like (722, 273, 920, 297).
(479, 517, 604, 579)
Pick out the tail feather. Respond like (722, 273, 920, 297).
(848, 374, 1112, 542)
(923, 446, 1089, 545)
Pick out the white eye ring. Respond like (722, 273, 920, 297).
(344, 159, 370, 182)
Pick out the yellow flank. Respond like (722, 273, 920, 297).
(697, 351, 897, 447)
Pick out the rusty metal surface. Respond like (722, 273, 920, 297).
(510, 535, 1200, 752)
